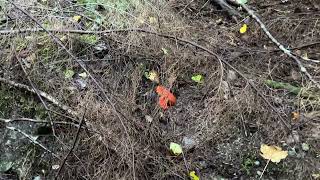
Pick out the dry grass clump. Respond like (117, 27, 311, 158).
(1, 0, 320, 179)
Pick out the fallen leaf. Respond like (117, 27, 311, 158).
(64, 69, 75, 79)
(60, 35, 67, 42)
(149, 16, 157, 24)
(301, 143, 310, 151)
(52, 165, 60, 170)
(189, 171, 200, 180)
(145, 70, 159, 83)
(26, 53, 36, 64)
(191, 74, 204, 83)
(302, 52, 310, 60)
(79, 72, 87, 78)
(170, 142, 182, 156)
(156, 86, 176, 110)
(312, 173, 320, 179)
(260, 144, 288, 163)
(161, 48, 169, 55)
(145, 115, 153, 123)
(292, 112, 300, 121)
(72, 15, 81, 22)
(240, 24, 248, 34)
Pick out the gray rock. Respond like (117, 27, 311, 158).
(182, 136, 198, 150)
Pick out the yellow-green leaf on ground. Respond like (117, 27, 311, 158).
(72, 15, 81, 22)
(191, 74, 204, 83)
(240, 24, 248, 34)
(144, 70, 159, 83)
(189, 171, 200, 180)
(260, 144, 288, 163)
(170, 142, 182, 156)
(64, 69, 75, 79)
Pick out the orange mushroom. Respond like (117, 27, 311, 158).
(156, 85, 176, 110)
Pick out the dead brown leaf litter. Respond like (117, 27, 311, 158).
(0, 0, 320, 179)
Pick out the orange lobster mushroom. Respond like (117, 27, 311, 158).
(156, 85, 176, 110)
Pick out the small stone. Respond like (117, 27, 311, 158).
(52, 165, 60, 170)
(257, 171, 262, 176)
(145, 115, 153, 123)
(227, 70, 237, 81)
(274, 97, 283, 105)
(221, 81, 230, 100)
(182, 136, 198, 150)
(291, 70, 301, 81)
(33, 176, 42, 180)
(286, 131, 300, 144)
(288, 148, 296, 156)
(301, 143, 310, 151)
(199, 161, 207, 168)
(75, 78, 87, 90)
(254, 161, 260, 166)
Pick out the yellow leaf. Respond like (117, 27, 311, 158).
(60, 35, 67, 42)
(292, 112, 300, 121)
(302, 53, 310, 60)
(312, 173, 320, 179)
(145, 70, 159, 83)
(170, 142, 182, 156)
(161, 48, 169, 55)
(149, 16, 157, 24)
(240, 24, 248, 34)
(189, 171, 200, 180)
(72, 15, 81, 22)
(260, 144, 288, 163)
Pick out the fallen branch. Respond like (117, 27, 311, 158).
(0, 77, 78, 118)
(0, 117, 79, 127)
(55, 109, 86, 178)
(1, 28, 319, 52)
(239, 3, 320, 88)
(265, 79, 320, 99)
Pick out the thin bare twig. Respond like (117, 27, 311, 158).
(1, 27, 320, 52)
(16, 53, 57, 136)
(55, 109, 86, 179)
(240, 3, 320, 88)
(259, 159, 270, 179)
(0, 76, 97, 134)
(0, 117, 79, 127)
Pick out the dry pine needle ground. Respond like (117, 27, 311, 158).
(0, 0, 319, 179)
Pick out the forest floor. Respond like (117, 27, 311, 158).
(0, 0, 320, 179)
